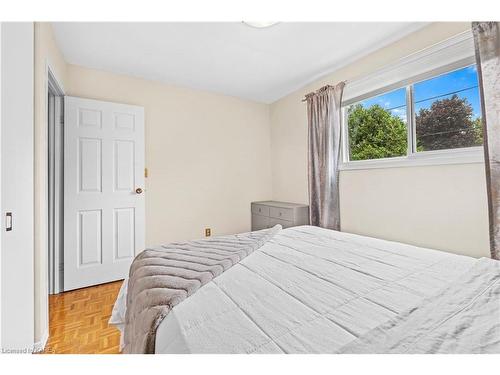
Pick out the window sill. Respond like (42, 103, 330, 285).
(339, 148, 484, 171)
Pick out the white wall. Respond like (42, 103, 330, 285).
(0, 21, 2, 345)
(270, 22, 490, 258)
(65, 65, 273, 247)
(1, 22, 35, 350)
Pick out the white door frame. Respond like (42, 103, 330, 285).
(47, 63, 65, 295)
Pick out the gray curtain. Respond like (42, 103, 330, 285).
(306, 83, 345, 230)
(473, 22, 500, 260)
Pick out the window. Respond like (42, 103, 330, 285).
(343, 64, 483, 166)
(414, 66, 482, 152)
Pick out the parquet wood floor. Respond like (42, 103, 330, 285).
(42, 280, 123, 354)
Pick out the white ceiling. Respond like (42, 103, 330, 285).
(52, 22, 428, 103)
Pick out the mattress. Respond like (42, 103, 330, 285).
(111, 225, 478, 353)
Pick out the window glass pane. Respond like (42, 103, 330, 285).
(347, 88, 407, 161)
(414, 65, 483, 152)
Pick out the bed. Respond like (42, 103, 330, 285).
(110, 225, 500, 354)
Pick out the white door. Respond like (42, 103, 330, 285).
(64, 96, 145, 291)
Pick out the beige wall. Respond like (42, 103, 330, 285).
(34, 22, 67, 342)
(270, 22, 490, 258)
(65, 65, 272, 247)
(340, 164, 489, 258)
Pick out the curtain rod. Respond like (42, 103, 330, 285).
(301, 81, 347, 102)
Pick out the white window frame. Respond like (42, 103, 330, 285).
(340, 31, 484, 171)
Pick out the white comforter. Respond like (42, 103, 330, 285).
(111, 226, 495, 353)
(339, 257, 500, 353)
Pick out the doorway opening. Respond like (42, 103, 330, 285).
(47, 67, 64, 295)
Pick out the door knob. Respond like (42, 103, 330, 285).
(135, 188, 143, 194)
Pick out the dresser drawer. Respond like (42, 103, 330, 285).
(251, 203, 270, 216)
(252, 214, 270, 231)
(251, 201, 309, 231)
(269, 217, 294, 229)
(269, 206, 293, 221)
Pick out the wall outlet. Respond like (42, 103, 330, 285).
(205, 228, 211, 237)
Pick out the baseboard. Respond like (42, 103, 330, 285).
(33, 329, 49, 354)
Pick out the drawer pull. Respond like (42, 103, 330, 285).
(252, 205, 270, 216)
(269, 206, 293, 221)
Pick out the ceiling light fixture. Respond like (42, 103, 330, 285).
(242, 22, 279, 29)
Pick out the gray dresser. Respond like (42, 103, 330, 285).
(251, 201, 309, 231)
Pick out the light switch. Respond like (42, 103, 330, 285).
(5, 212, 12, 231)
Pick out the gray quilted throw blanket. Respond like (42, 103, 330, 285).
(123, 225, 282, 354)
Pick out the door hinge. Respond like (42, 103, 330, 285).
(144, 167, 148, 178)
